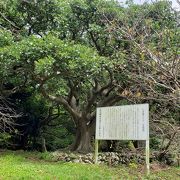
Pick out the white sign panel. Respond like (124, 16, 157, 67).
(96, 104, 149, 140)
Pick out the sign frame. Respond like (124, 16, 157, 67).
(94, 104, 150, 175)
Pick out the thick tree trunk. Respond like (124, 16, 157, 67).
(71, 120, 94, 153)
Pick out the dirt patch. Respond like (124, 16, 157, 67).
(150, 162, 170, 172)
(25, 156, 42, 162)
(131, 162, 170, 175)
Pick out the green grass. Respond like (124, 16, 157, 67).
(0, 151, 179, 180)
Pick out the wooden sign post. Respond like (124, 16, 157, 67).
(95, 104, 150, 175)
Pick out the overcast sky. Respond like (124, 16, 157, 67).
(118, 0, 179, 10)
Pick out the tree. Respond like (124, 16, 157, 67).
(0, 35, 127, 152)
(104, 1, 180, 152)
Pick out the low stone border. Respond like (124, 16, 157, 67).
(51, 151, 147, 166)
(51, 150, 178, 166)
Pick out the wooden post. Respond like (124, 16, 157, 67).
(146, 140, 150, 175)
(42, 137, 47, 152)
(177, 153, 180, 167)
(95, 139, 98, 164)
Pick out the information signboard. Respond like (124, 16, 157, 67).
(96, 104, 149, 140)
(95, 104, 150, 175)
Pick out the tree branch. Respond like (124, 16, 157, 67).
(39, 83, 81, 121)
(0, 12, 20, 30)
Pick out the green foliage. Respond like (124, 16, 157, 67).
(11, 92, 74, 151)
(0, 34, 109, 98)
(0, 30, 14, 47)
(42, 124, 74, 151)
(17, 0, 58, 35)
(53, 0, 124, 55)
(0, 0, 59, 36)
(0, 133, 11, 146)
(150, 137, 161, 150)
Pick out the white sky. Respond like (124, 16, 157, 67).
(118, 0, 180, 10)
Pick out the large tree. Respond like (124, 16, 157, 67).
(105, 1, 180, 152)
(0, 35, 127, 152)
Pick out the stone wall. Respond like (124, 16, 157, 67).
(51, 150, 178, 166)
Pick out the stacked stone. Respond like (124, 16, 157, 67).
(51, 151, 177, 166)
(51, 151, 146, 166)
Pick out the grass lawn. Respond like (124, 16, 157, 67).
(0, 150, 179, 180)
